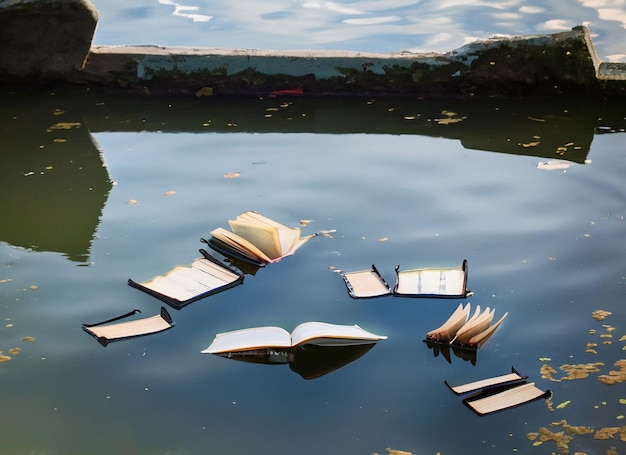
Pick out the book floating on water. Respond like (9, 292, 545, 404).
(203, 211, 317, 266)
(341, 260, 471, 299)
(82, 307, 174, 347)
(203, 322, 388, 353)
(202, 322, 387, 379)
(128, 249, 244, 309)
(445, 367, 551, 415)
(425, 303, 508, 349)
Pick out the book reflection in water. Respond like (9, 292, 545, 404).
(202, 322, 387, 380)
(214, 344, 379, 380)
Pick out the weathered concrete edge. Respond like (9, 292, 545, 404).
(72, 25, 625, 97)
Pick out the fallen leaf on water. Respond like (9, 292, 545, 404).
(556, 400, 571, 409)
(222, 172, 241, 179)
(592, 310, 612, 320)
(528, 116, 546, 122)
(0, 355, 11, 363)
(23, 336, 35, 342)
(378, 237, 388, 242)
(127, 199, 138, 205)
(522, 141, 541, 148)
(385, 448, 413, 455)
(436, 116, 466, 125)
(163, 190, 176, 196)
(300, 220, 313, 226)
(49, 122, 81, 130)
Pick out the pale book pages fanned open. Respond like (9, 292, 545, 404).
(128, 249, 244, 309)
(82, 307, 174, 347)
(206, 211, 316, 266)
(425, 303, 507, 350)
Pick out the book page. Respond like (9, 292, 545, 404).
(396, 267, 465, 295)
(290, 322, 387, 347)
(191, 258, 240, 283)
(342, 270, 390, 298)
(211, 227, 273, 263)
(228, 219, 282, 259)
(141, 265, 228, 301)
(202, 326, 292, 354)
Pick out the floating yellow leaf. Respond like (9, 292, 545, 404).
(556, 400, 571, 409)
(620, 399, 626, 404)
(539, 357, 552, 361)
(53, 138, 67, 143)
(163, 190, 176, 196)
(436, 116, 466, 125)
(378, 237, 388, 242)
(299, 220, 313, 226)
(0, 278, 12, 283)
(8, 347, 21, 356)
(195, 87, 213, 97)
(0, 355, 11, 363)
(127, 199, 138, 205)
(594, 427, 620, 440)
(23, 336, 35, 342)
(53, 108, 65, 115)
(49, 122, 81, 130)
(385, 448, 413, 455)
(521, 141, 541, 148)
(592, 310, 612, 320)
(222, 172, 241, 179)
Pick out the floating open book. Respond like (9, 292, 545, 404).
(202, 322, 387, 353)
(82, 307, 174, 347)
(425, 303, 507, 349)
(203, 211, 316, 266)
(341, 260, 471, 299)
(128, 249, 244, 309)
(210, 343, 379, 380)
(445, 367, 551, 415)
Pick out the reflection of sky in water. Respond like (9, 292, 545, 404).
(91, 0, 626, 61)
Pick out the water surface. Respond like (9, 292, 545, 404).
(1, 90, 625, 454)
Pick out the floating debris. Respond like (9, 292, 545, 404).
(299, 219, 313, 226)
(48, 122, 81, 130)
(560, 362, 604, 380)
(378, 237, 388, 242)
(127, 199, 138, 205)
(537, 160, 570, 170)
(521, 141, 541, 148)
(23, 336, 35, 342)
(556, 400, 571, 409)
(598, 359, 626, 385)
(195, 87, 213, 97)
(592, 309, 612, 320)
(222, 172, 241, 179)
(163, 190, 176, 196)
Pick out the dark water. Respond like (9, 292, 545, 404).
(1, 87, 625, 454)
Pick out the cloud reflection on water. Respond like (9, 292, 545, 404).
(91, 0, 626, 61)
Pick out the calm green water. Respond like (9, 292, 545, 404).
(1, 88, 625, 454)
